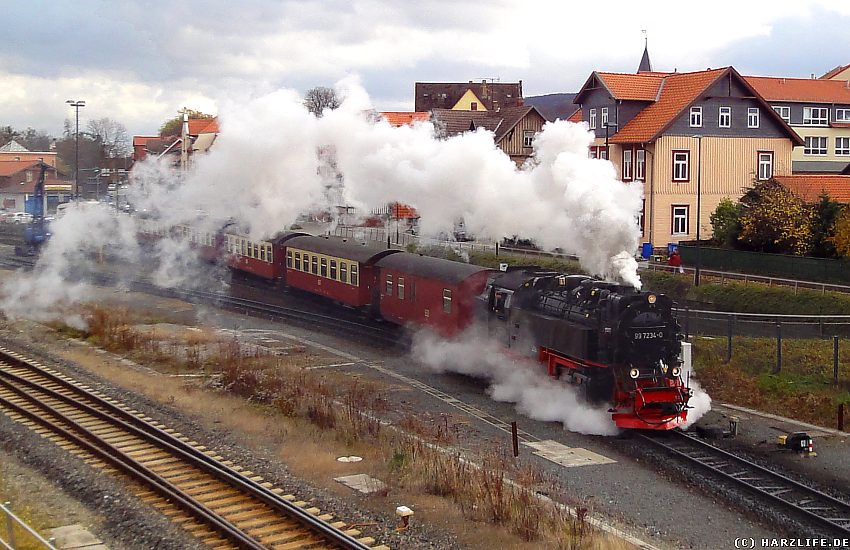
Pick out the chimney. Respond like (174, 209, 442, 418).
(811, 73, 816, 79)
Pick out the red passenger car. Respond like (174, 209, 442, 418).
(284, 236, 399, 308)
(374, 253, 492, 336)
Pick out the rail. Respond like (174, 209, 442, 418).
(0, 502, 57, 550)
(638, 431, 850, 536)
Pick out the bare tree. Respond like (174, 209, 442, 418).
(303, 86, 341, 117)
(87, 117, 130, 158)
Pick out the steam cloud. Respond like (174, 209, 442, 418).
(412, 328, 620, 436)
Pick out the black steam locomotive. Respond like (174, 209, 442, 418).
(483, 268, 691, 430)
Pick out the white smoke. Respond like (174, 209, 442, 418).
(411, 328, 619, 436)
(682, 379, 713, 429)
(0, 202, 140, 326)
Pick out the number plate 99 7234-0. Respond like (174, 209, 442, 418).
(630, 329, 664, 340)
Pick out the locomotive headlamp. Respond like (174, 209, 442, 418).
(629, 368, 640, 379)
(671, 366, 681, 377)
(647, 294, 657, 304)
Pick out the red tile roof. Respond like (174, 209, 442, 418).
(380, 112, 430, 126)
(595, 72, 667, 101)
(568, 108, 582, 123)
(187, 118, 219, 134)
(775, 175, 850, 203)
(0, 160, 41, 177)
(133, 135, 159, 146)
(611, 68, 727, 143)
(821, 64, 850, 80)
(745, 76, 850, 104)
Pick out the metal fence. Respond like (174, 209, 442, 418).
(0, 501, 57, 550)
(643, 263, 850, 295)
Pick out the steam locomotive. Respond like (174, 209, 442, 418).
(138, 222, 691, 430)
(484, 269, 691, 430)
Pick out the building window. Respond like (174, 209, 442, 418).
(635, 149, 645, 181)
(639, 199, 645, 233)
(672, 150, 689, 181)
(836, 109, 850, 122)
(757, 151, 774, 180)
(804, 136, 828, 155)
(286, 250, 292, 268)
(803, 106, 829, 126)
(442, 289, 452, 314)
(320, 257, 327, 277)
(294, 252, 301, 271)
(470, 102, 478, 111)
(350, 264, 358, 286)
(398, 277, 405, 300)
(601, 107, 609, 127)
(772, 105, 790, 123)
(747, 108, 760, 128)
(385, 274, 393, 296)
(719, 106, 731, 128)
(836, 137, 850, 156)
(25, 171, 33, 182)
(340, 261, 347, 283)
(672, 206, 689, 236)
(523, 130, 534, 148)
(330, 259, 337, 279)
(590, 146, 608, 160)
(622, 149, 633, 181)
(689, 106, 702, 127)
(589, 109, 596, 130)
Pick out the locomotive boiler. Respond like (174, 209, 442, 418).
(484, 268, 691, 430)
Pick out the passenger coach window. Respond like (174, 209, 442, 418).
(312, 256, 318, 274)
(294, 252, 301, 270)
(386, 275, 393, 296)
(285, 250, 291, 267)
(398, 277, 405, 300)
(330, 260, 337, 279)
(443, 289, 452, 313)
(267, 246, 273, 263)
(340, 262, 347, 283)
(351, 264, 358, 286)
(320, 258, 327, 277)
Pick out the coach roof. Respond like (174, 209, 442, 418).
(285, 235, 400, 264)
(376, 252, 492, 285)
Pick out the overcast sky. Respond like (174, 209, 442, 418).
(1, 0, 849, 140)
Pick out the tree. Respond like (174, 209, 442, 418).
(54, 133, 105, 178)
(830, 207, 850, 258)
(159, 109, 214, 137)
(303, 86, 340, 117)
(710, 197, 742, 247)
(737, 179, 815, 255)
(810, 193, 844, 258)
(0, 125, 53, 151)
(87, 117, 130, 158)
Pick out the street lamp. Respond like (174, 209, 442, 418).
(66, 100, 85, 201)
(692, 135, 703, 286)
(603, 121, 618, 159)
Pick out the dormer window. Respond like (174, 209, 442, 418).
(470, 102, 478, 111)
(689, 106, 702, 127)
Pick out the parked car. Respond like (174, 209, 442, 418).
(1, 212, 33, 224)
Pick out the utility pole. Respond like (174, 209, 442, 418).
(66, 100, 85, 200)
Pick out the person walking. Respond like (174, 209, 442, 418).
(668, 250, 684, 274)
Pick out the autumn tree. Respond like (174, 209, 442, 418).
(831, 208, 850, 258)
(87, 117, 130, 158)
(159, 109, 214, 136)
(809, 193, 844, 258)
(303, 86, 341, 117)
(737, 179, 815, 255)
(710, 197, 742, 247)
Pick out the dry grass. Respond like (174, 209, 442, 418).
(0, 462, 52, 550)
(47, 305, 628, 550)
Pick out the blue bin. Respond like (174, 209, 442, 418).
(667, 243, 678, 256)
(641, 242, 653, 259)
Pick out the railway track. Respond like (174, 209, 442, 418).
(638, 430, 850, 537)
(0, 346, 386, 550)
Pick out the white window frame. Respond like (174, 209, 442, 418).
(589, 109, 597, 130)
(601, 107, 609, 127)
(523, 130, 534, 148)
(719, 106, 731, 128)
(804, 136, 828, 155)
(757, 151, 773, 181)
(689, 106, 703, 128)
(622, 149, 633, 181)
(747, 108, 760, 128)
(672, 150, 689, 182)
(803, 106, 829, 126)
(635, 149, 646, 181)
(836, 137, 850, 156)
(836, 108, 850, 122)
(672, 206, 689, 236)
(772, 105, 790, 123)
